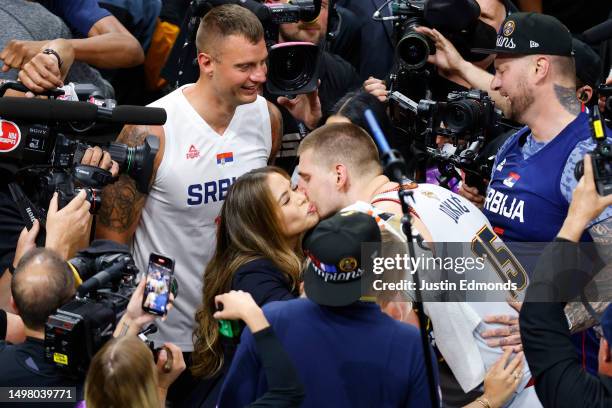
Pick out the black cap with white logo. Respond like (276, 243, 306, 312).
(472, 12, 573, 57)
(303, 211, 381, 307)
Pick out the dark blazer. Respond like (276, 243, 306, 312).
(336, 0, 395, 80)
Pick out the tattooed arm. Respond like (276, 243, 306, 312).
(96, 124, 165, 244)
(558, 154, 612, 331)
(267, 101, 283, 164)
(564, 219, 612, 332)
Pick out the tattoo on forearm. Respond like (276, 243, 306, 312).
(119, 321, 130, 337)
(590, 219, 612, 246)
(98, 175, 145, 232)
(118, 125, 151, 146)
(554, 84, 581, 116)
(97, 125, 150, 232)
(565, 301, 610, 333)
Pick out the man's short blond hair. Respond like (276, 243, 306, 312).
(195, 4, 264, 55)
(298, 123, 382, 177)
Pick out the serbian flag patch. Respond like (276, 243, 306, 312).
(216, 152, 234, 165)
(502, 172, 520, 188)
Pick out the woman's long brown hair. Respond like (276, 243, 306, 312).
(192, 166, 303, 378)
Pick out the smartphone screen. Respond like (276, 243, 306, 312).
(142, 253, 174, 316)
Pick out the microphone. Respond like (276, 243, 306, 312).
(77, 257, 129, 297)
(0, 97, 167, 125)
(580, 18, 612, 45)
(365, 109, 409, 184)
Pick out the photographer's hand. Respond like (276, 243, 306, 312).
(45, 191, 92, 260)
(114, 277, 175, 337)
(81, 146, 120, 178)
(414, 27, 465, 77)
(12, 220, 40, 270)
(157, 342, 186, 404)
(363, 77, 388, 102)
(558, 154, 612, 242)
(214, 290, 270, 334)
(414, 27, 511, 116)
(459, 183, 485, 209)
(277, 83, 322, 130)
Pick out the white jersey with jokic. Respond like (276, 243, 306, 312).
(368, 183, 540, 407)
(132, 85, 271, 350)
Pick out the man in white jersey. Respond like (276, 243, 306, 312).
(296, 122, 540, 407)
(96, 4, 282, 356)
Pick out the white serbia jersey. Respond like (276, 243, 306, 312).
(370, 184, 540, 407)
(132, 85, 271, 350)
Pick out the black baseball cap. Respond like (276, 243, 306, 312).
(572, 38, 602, 88)
(303, 211, 381, 307)
(472, 12, 573, 57)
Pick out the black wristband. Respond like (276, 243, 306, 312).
(42, 48, 62, 69)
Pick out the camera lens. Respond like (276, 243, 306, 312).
(270, 47, 313, 91)
(267, 43, 319, 96)
(445, 100, 480, 134)
(397, 26, 434, 70)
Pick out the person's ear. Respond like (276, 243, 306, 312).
(198, 51, 215, 77)
(576, 85, 593, 104)
(533, 56, 551, 81)
(10, 296, 18, 315)
(335, 164, 348, 190)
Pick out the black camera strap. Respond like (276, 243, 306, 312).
(8, 182, 46, 246)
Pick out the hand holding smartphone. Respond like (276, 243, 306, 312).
(142, 253, 174, 316)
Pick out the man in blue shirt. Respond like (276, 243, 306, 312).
(218, 212, 439, 408)
(453, 12, 612, 244)
(461, 12, 612, 374)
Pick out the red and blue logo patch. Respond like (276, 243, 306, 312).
(502, 172, 520, 188)
(216, 152, 234, 165)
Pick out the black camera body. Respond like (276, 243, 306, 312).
(574, 107, 612, 196)
(0, 82, 162, 218)
(390, 89, 510, 193)
(44, 250, 138, 378)
(391, 0, 435, 71)
(418, 89, 499, 141)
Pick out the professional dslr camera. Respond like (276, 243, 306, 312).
(0, 81, 164, 220)
(574, 107, 612, 196)
(390, 89, 515, 193)
(177, 0, 321, 97)
(44, 241, 138, 378)
(386, 0, 497, 101)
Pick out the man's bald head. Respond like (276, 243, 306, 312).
(11, 248, 74, 331)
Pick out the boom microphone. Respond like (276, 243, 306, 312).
(0, 97, 166, 125)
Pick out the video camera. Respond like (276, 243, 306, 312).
(574, 106, 612, 196)
(178, 0, 321, 96)
(0, 81, 165, 218)
(44, 242, 138, 378)
(390, 89, 515, 193)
